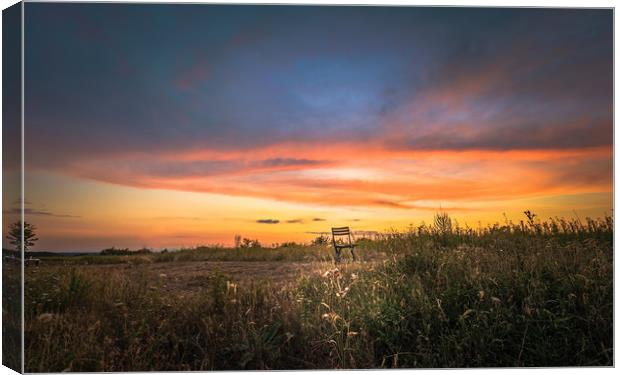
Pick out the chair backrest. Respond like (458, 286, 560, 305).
(332, 227, 352, 245)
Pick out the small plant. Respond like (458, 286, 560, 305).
(279, 241, 299, 248)
(312, 234, 330, 246)
(433, 211, 452, 235)
(6, 220, 39, 255)
(240, 238, 261, 248)
(433, 211, 452, 247)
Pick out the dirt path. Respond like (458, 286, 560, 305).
(30, 258, 376, 299)
(34, 260, 333, 297)
(135, 260, 320, 294)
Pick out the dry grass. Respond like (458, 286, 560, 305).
(17, 213, 614, 370)
(39, 243, 384, 266)
(2, 262, 22, 371)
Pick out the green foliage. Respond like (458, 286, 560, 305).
(100, 247, 132, 255)
(6, 220, 39, 253)
(99, 247, 152, 256)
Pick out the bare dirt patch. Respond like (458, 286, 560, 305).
(139, 261, 319, 295)
(31, 260, 331, 298)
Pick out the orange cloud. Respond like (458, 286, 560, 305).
(54, 141, 610, 212)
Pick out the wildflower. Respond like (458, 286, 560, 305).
(347, 331, 359, 337)
(88, 320, 101, 332)
(321, 312, 339, 323)
(114, 302, 125, 308)
(478, 290, 485, 301)
(37, 313, 54, 323)
(461, 309, 475, 319)
(491, 297, 501, 306)
(337, 286, 351, 298)
(322, 268, 341, 278)
(351, 273, 359, 281)
(226, 281, 238, 294)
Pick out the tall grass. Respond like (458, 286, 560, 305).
(23, 213, 613, 370)
(2, 262, 21, 371)
(40, 243, 385, 265)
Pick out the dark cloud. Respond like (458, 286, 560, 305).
(373, 200, 412, 209)
(285, 219, 304, 224)
(381, 9, 612, 152)
(391, 116, 612, 151)
(20, 4, 612, 218)
(68, 157, 328, 180)
(130, 160, 240, 178)
(23, 5, 612, 171)
(312, 218, 326, 222)
(256, 219, 279, 224)
(3, 207, 81, 218)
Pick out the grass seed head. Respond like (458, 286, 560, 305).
(36, 313, 54, 323)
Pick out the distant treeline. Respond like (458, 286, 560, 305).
(2, 249, 93, 258)
(99, 247, 153, 256)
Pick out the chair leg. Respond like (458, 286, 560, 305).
(334, 248, 341, 263)
(351, 248, 357, 261)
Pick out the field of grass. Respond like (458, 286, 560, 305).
(17, 213, 614, 370)
(37, 243, 350, 265)
(2, 259, 21, 371)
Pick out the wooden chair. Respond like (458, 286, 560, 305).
(331, 227, 357, 263)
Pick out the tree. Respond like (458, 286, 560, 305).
(6, 221, 39, 254)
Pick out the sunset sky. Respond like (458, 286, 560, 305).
(2, 4, 613, 251)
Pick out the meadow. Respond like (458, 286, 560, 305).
(16, 212, 614, 371)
